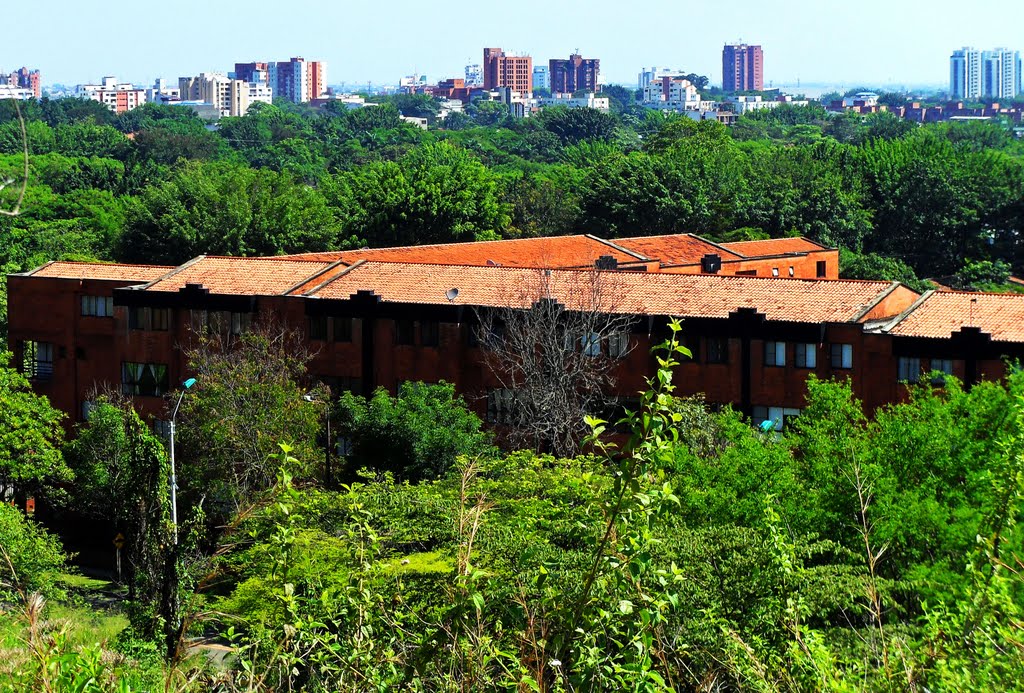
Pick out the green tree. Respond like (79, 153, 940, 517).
(334, 381, 492, 481)
(539, 106, 619, 144)
(0, 503, 68, 601)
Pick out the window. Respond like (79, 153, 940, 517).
(81, 295, 113, 317)
(816, 261, 827, 278)
(151, 308, 170, 331)
(752, 405, 802, 432)
(932, 358, 954, 375)
(81, 400, 96, 421)
(771, 267, 780, 277)
(764, 341, 786, 367)
(121, 362, 169, 397)
(421, 321, 440, 347)
(706, 337, 729, 364)
(20, 340, 54, 380)
(580, 332, 601, 357)
(830, 343, 853, 369)
(230, 312, 251, 335)
(607, 332, 630, 359)
(153, 419, 171, 439)
(189, 309, 208, 333)
(486, 388, 515, 424)
(898, 357, 922, 383)
(788, 266, 795, 277)
(395, 319, 415, 345)
(333, 317, 353, 343)
(794, 343, 817, 369)
(309, 315, 328, 341)
(736, 269, 757, 276)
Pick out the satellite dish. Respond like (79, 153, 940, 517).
(445, 287, 459, 302)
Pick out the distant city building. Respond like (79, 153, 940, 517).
(532, 65, 550, 91)
(535, 92, 609, 112)
(233, 62, 270, 85)
(726, 94, 808, 115)
(483, 47, 532, 94)
(242, 57, 325, 103)
(638, 67, 681, 90)
(178, 73, 272, 117)
(722, 43, 763, 92)
(464, 64, 483, 87)
(77, 77, 147, 113)
(549, 53, 600, 94)
(642, 76, 701, 109)
(145, 78, 180, 105)
(0, 85, 35, 100)
(399, 74, 429, 92)
(3, 67, 41, 99)
(951, 47, 1021, 99)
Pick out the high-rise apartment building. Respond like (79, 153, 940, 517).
(77, 77, 146, 113)
(951, 47, 1020, 100)
(178, 73, 273, 117)
(233, 62, 270, 85)
(483, 48, 532, 94)
(532, 66, 550, 91)
(1, 67, 41, 99)
(722, 44, 763, 92)
(549, 53, 600, 94)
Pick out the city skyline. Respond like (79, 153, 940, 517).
(4, 0, 1024, 89)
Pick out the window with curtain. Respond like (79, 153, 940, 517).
(122, 362, 169, 397)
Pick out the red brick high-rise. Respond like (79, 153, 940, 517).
(483, 47, 533, 93)
(549, 54, 600, 94)
(14, 67, 41, 98)
(722, 44, 763, 92)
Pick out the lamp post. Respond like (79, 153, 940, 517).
(169, 377, 196, 544)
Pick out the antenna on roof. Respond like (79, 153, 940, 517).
(445, 287, 459, 302)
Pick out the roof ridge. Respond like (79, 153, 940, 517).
(21, 260, 57, 277)
(584, 234, 652, 262)
(879, 289, 936, 333)
(689, 233, 748, 258)
(300, 260, 367, 296)
(851, 281, 906, 322)
(139, 255, 207, 290)
(281, 259, 351, 296)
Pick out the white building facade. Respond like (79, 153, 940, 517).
(532, 65, 550, 91)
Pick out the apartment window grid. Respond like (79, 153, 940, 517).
(130, 306, 171, 331)
(932, 358, 954, 375)
(20, 340, 54, 380)
(580, 332, 602, 357)
(81, 295, 113, 317)
(831, 343, 853, 369)
(898, 357, 922, 383)
(794, 343, 817, 369)
(764, 341, 786, 367)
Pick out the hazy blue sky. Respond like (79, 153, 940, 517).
(4, 0, 1023, 90)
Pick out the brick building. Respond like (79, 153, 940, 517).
(722, 43, 763, 92)
(483, 48, 533, 94)
(549, 54, 600, 94)
(9, 234, 1022, 438)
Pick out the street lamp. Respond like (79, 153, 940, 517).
(169, 377, 196, 544)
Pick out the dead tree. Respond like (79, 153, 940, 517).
(476, 269, 636, 457)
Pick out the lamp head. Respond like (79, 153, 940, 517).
(182, 378, 197, 389)
(758, 419, 775, 434)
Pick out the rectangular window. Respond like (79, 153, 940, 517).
(764, 341, 786, 367)
(816, 260, 827, 278)
(81, 295, 113, 317)
(151, 308, 170, 331)
(230, 312, 251, 335)
(932, 358, 954, 375)
(20, 340, 54, 380)
(486, 388, 515, 424)
(607, 332, 630, 359)
(421, 321, 440, 347)
(333, 317, 353, 343)
(706, 337, 729, 364)
(580, 332, 601, 357)
(309, 315, 328, 341)
(395, 319, 415, 345)
(794, 343, 817, 369)
(898, 357, 922, 383)
(752, 405, 802, 432)
(736, 269, 757, 276)
(189, 309, 208, 334)
(830, 343, 853, 369)
(121, 362, 169, 397)
(153, 419, 171, 439)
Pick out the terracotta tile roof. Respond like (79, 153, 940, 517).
(613, 234, 741, 264)
(280, 235, 647, 268)
(720, 237, 829, 256)
(886, 291, 1024, 342)
(309, 261, 907, 323)
(26, 261, 173, 281)
(143, 256, 335, 296)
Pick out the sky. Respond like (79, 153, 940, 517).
(5, 0, 1024, 91)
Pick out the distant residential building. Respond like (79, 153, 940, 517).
(464, 64, 483, 87)
(549, 54, 600, 94)
(722, 43, 763, 92)
(399, 74, 429, 93)
(535, 92, 610, 112)
(0, 85, 35, 100)
(532, 65, 550, 91)
(233, 62, 270, 85)
(982, 48, 1021, 99)
(726, 94, 808, 115)
(145, 78, 180, 105)
(3, 67, 41, 99)
(950, 47, 982, 99)
(178, 73, 272, 117)
(483, 47, 532, 94)
(638, 67, 680, 90)
(77, 77, 147, 113)
(642, 75, 700, 108)
(264, 57, 326, 103)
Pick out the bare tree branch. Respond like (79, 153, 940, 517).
(0, 97, 29, 217)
